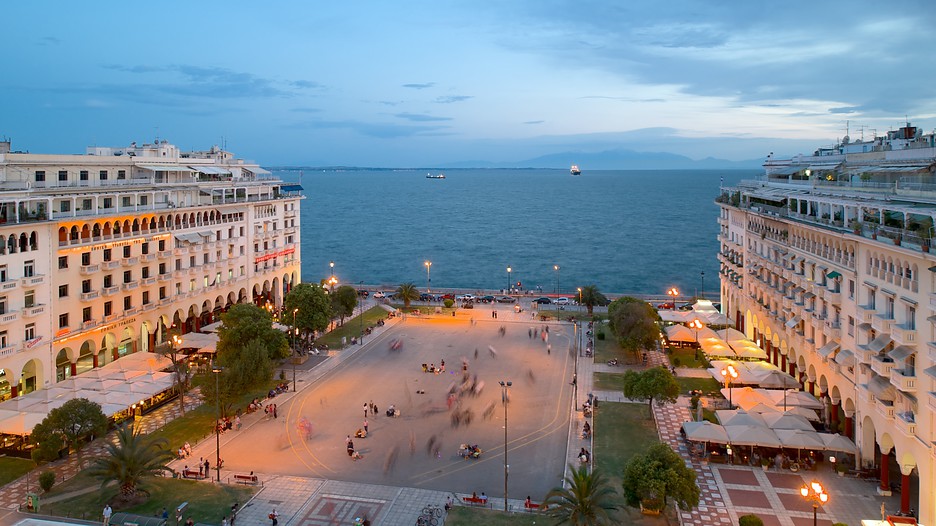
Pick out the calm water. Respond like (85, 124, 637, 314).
(280, 168, 755, 296)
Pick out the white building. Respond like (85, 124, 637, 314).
(718, 123, 936, 521)
(0, 139, 301, 400)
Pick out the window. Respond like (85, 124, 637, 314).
(24, 290, 35, 308)
(81, 252, 90, 265)
(81, 198, 91, 210)
(58, 256, 68, 269)
(159, 286, 166, 300)
(868, 289, 876, 310)
(104, 275, 112, 288)
(189, 255, 195, 267)
(80, 170, 89, 181)
(204, 276, 209, 287)
(23, 260, 34, 277)
(35, 170, 45, 182)
(0, 265, 6, 282)
(142, 267, 150, 279)
(848, 316, 854, 337)
(123, 270, 132, 283)
(885, 297, 895, 318)
(189, 279, 195, 291)
(82, 280, 91, 293)
(158, 240, 166, 251)
(117, 170, 126, 180)
(82, 307, 91, 322)
(25, 323, 35, 341)
(0, 297, 6, 314)
(59, 313, 69, 328)
(58, 170, 68, 182)
(907, 306, 916, 330)
(142, 291, 149, 305)
(103, 249, 112, 262)
(104, 301, 112, 316)
(0, 331, 6, 348)
(99, 170, 108, 180)
(60, 201, 71, 212)
(123, 296, 132, 310)
(159, 262, 166, 275)
(123, 245, 131, 258)
(103, 197, 112, 208)
(58, 284, 68, 298)
(139, 195, 148, 206)
(848, 280, 855, 299)
(141, 242, 149, 255)
(121, 196, 131, 207)
(203, 253, 209, 264)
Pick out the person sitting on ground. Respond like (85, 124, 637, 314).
(579, 448, 590, 464)
(351, 450, 363, 460)
(355, 428, 367, 438)
(582, 421, 591, 438)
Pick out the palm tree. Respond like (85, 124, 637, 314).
(579, 285, 608, 315)
(396, 282, 420, 309)
(87, 425, 176, 501)
(543, 464, 619, 525)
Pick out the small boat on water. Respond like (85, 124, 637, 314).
(427, 173, 446, 179)
(570, 164, 581, 176)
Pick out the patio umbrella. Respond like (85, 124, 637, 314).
(102, 370, 146, 381)
(0, 396, 43, 412)
(756, 371, 801, 410)
(716, 410, 766, 427)
(665, 325, 697, 343)
(717, 328, 748, 342)
(682, 421, 729, 444)
(784, 406, 820, 421)
(760, 413, 814, 431)
(725, 425, 781, 447)
(0, 411, 46, 435)
(770, 390, 823, 409)
(776, 429, 826, 450)
(58, 376, 104, 391)
(821, 433, 857, 453)
(746, 402, 779, 414)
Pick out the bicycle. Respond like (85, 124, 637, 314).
(421, 504, 443, 518)
(415, 515, 437, 526)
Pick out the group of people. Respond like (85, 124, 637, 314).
(421, 360, 445, 373)
(177, 442, 193, 459)
(345, 434, 363, 460)
(217, 415, 240, 434)
(579, 448, 591, 464)
(581, 421, 591, 439)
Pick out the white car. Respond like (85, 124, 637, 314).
(373, 291, 386, 299)
(554, 297, 570, 305)
(456, 294, 476, 301)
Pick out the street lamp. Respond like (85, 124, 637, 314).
(700, 271, 705, 300)
(499, 380, 512, 511)
(667, 287, 679, 309)
(329, 260, 335, 277)
(359, 281, 365, 345)
(721, 364, 738, 409)
(799, 480, 829, 526)
(577, 287, 582, 312)
(292, 308, 299, 392)
(507, 266, 512, 293)
(425, 261, 432, 293)
(554, 265, 560, 296)
(689, 319, 703, 343)
(211, 365, 223, 482)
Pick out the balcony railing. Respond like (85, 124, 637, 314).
(80, 291, 99, 301)
(872, 313, 894, 333)
(21, 275, 45, 287)
(1, 280, 18, 292)
(870, 355, 895, 377)
(102, 286, 120, 296)
(890, 368, 916, 393)
(895, 412, 916, 437)
(23, 305, 44, 318)
(80, 264, 100, 275)
(891, 324, 917, 345)
(874, 397, 895, 420)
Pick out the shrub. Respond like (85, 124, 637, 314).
(39, 471, 56, 493)
(596, 331, 605, 340)
(739, 515, 764, 526)
(689, 395, 699, 411)
(672, 357, 681, 367)
(443, 299, 454, 308)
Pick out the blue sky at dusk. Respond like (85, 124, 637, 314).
(2, 1, 935, 166)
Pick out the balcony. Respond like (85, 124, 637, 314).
(872, 313, 894, 333)
(284, 209, 296, 218)
(856, 304, 875, 322)
(891, 323, 917, 345)
(824, 320, 841, 340)
(890, 368, 916, 393)
(80, 264, 100, 275)
(142, 302, 157, 311)
(873, 397, 895, 420)
(21, 274, 45, 287)
(1, 280, 18, 292)
(870, 355, 895, 377)
(0, 343, 19, 357)
(80, 291, 99, 301)
(122, 257, 139, 267)
(22, 305, 44, 318)
(102, 285, 120, 297)
(0, 311, 20, 323)
(173, 248, 186, 257)
(895, 412, 917, 438)
(929, 392, 936, 412)
(122, 281, 138, 291)
(142, 277, 157, 286)
(124, 307, 139, 316)
(103, 260, 121, 270)
(158, 273, 172, 282)
(80, 319, 98, 330)
(141, 253, 157, 263)
(158, 251, 170, 259)
(102, 313, 119, 323)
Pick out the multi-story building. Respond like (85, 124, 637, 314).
(0, 139, 301, 400)
(717, 123, 936, 522)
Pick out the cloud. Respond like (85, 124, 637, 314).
(291, 80, 323, 89)
(581, 95, 666, 103)
(523, 120, 545, 125)
(100, 64, 304, 100)
(291, 107, 322, 113)
(287, 118, 451, 138)
(377, 100, 404, 106)
(434, 95, 473, 104)
(403, 83, 436, 89)
(394, 112, 452, 122)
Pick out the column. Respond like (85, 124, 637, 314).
(70, 362, 77, 376)
(10, 384, 18, 397)
(900, 471, 911, 515)
(880, 452, 890, 493)
(780, 353, 787, 371)
(829, 401, 839, 431)
(93, 353, 99, 368)
(844, 414, 853, 439)
(807, 380, 815, 395)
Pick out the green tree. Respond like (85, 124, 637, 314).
(282, 283, 332, 341)
(156, 329, 192, 417)
(607, 296, 660, 357)
(330, 285, 358, 326)
(396, 282, 420, 308)
(195, 339, 273, 416)
(621, 367, 680, 409)
(218, 303, 289, 361)
(542, 464, 618, 525)
(579, 285, 609, 315)
(622, 443, 700, 512)
(87, 425, 175, 502)
(30, 398, 108, 466)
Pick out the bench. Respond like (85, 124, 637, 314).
(462, 496, 487, 507)
(182, 469, 203, 479)
(233, 473, 259, 485)
(524, 502, 542, 512)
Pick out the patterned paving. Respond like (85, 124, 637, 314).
(295, 494, 387, 526)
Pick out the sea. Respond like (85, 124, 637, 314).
(276, 168, 757, 297)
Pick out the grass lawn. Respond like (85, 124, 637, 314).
(536, 309, 606, 322)
(668, 346, 710, 369)
(41, 472, 256, 523)
(316, 306, 390, 349)
(592, 330, 640, 365)
(0, 457, 35, 486)
(593, 372, 627, 391)
(675, 377, 722, 396)
(445, 507, 558, 525)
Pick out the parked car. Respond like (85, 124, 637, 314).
(678, 302, 694, 311)
(479, 295, 496, 303)
(656, 302, 674, 309)
(456, 294, 476, 301)
(462, 301, 474, 309)
(534, 297, 553, 304)
(373, 291, 386, 299)
(554, 297, 570, 305)
(495, 296, 517, 303)
(357, 289, 369, 297)
(419, 293, 433, 301)
(442, 293, 456, 300)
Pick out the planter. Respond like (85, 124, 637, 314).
(639, 502, 662, 516)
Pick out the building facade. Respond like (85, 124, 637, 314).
(0, 139, 301, 400)
(717, 124, 936, 522)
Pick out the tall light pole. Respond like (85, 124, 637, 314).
(329, 260, 335, 279)
(721, 364, 738, 409)
(799, 480, 829, 526)
(554, 265, 560, 296)
(667, 287, 679, 309)
(499, 380, 512, 511)
(507, 266, 512, 293)
(577, 287, 583, 312)
(359, 281, 365, 345)
(425, 261, 432, 293)
(700, 271, 705, 300)
(292, 308, 299, 392)
(211, 365, 223, 482)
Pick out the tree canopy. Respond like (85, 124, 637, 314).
(543, 464, 619, 525)
(330, 285, 359, 325)
(622, 442, 700, 512)
(579, 285, 609, 315)
(282, 283, 332, 339)
(607, 297, 660, 355)
(195, 339, 273, 416)
(87, 425, 175, 501)
(156, 330, 192, 416)
(396, 282, 420, 308)
(621, 367, 680, 409)
(31, 398, 109, 465)
(218, 303, 289, 361)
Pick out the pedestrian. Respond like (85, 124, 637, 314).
(222, 517, 229, 526)
(273, 404, 278, 419)
(103, 505, 112, 526)
(231, 503, 238, 526)
(204, 458, 210, 477)
(547, 344, 551, 354)
(161, 508, 168, 520)
(269, 509, 279, 526)
(364, 402, 369, 417)
(234, 415, 241, 430)
(346, 435, 353, 446)
(373, 404, 379, 416)
(198, 457, 204, 477)
(528, 328, 532, 339)
(363, 419, 368, 434)
(491, 310, 495, 319)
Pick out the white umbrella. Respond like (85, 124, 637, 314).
(760, 413, 814, 431)
(770, 390, 823, 409)
(717, 328, 748, 342)
(746, 402, 779, 414)
(665, 325, 697, 343)
(0, 396, 43, 412)
(784, 406, 820, 421)
(776, 429, 826, 450)
(0, 411, 46, 435)
(756, 370, 800, 389)
(716, 410, 766, 427)
(725, 425, 781, 447)
(821, 433, 857, 453)
(682, 421, 729, 444)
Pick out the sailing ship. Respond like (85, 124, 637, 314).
(426, 173, 446, 179)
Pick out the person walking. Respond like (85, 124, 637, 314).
(103, 505, 112, 526)
(363, 419, 368, 434)
(269, 509, 279, 526)
(363, 402, 368, 418)
(198, 457, 204, 477)
(204, 458, 210, 477)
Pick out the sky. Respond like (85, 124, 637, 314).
(2, 0, 935, 167)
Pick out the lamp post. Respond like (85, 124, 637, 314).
(211, 365, 223, 482)
(799, 480, 829, 526)
(577, 287, 582, 312)
(507, 266, 512, 293)
(359, 281, 365, 345)
(720, 364, 738, 409)
(554, 265, 560, 296)
(425, 261, 432, 293)
(499, 380, 512, 511)
(667, 287, 679, 309)
(292, 308, 299, 392)
(700, 271, 705, 300)
(329, 260, 335, 279)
